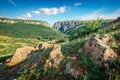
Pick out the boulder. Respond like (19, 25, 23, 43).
(78, 34, 117, 65)
(44, 44, 63, 69)
(7, 46, 36, 66)
(35, 42, 63, 69)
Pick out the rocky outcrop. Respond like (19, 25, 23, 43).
(53, 21, 83, 32)
(35, 42, 54, 50)
(35, 42, 63, 69)
(0, 42, 64, 79)
(7, 42, 63, 69)
(44, 44, 63, 69)
(7, 46, 36, 66)
(78, 34, 117, 66)
(0, 18, 50, 27)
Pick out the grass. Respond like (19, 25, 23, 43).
(0, 22, 64, 40)
(65, 19, 105, 40)
(0, 18, 120, 80)
(0, 20, 65, 59)
(61, 38, 87, 56)
(0, 35, 39, 58)
(62, 19, 120, 80)
(77, 53, 108, 80)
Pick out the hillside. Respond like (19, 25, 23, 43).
(0, 18, 50, 27)
(65, 18, 120, 40)
(0, 17, 120, 80)
(0, 18, 64, 39)
(0, 18, 65, 57)
(53, 19, 112, 33)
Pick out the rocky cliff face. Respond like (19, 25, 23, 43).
(0, 18, 50, 27)
(53, 21, 84, 32)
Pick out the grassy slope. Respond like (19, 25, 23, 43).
(61, 19, 120, 80)
(17, 19, 120, 80)
(65, 19, 120, 54)
(0, 22, 63, 39)
(0, 21, 64, 57)
(0, 36, 39, 57)
(0, 18, 120, 80)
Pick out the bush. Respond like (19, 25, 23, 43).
(66, 19, 104, 40)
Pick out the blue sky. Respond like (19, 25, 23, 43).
(0, 0, 120, 25)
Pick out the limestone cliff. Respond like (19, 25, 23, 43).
(53, 20, 84, 32)
(0, 18, 50, 27)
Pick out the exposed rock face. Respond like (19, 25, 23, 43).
(7, 42, 63, 69)
(53, 21, 83, 32)
(7, 46, 36, 66)
(35, 42, 63, 69)
(78, 34, 117, 65)
(0, 18, 50, 27)
(1, 42, 64, 79)
(35, 42, 54, 50)
(44, 44, 63, 69)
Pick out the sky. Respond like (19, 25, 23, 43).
(0, 0, 120, 25)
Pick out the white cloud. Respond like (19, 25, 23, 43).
(17, 13, 32, 20)
(32, 11, 41, 16)
(81, 8, 120, 20)
(74, 2, 82, 7)
(39, 6, 67, 15)
(8, 0, 16, 6)
(16, 6, 68, 20)
(27, 13, 32, 18)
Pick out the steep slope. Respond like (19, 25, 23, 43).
(0, 18, 64, 39)
(0, 18, 65, 58)
(65, 19, 114, 40)
(53, 20, 111, 33)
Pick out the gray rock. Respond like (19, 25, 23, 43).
(53, 21, 83, 32)
(78, 34, 117, 66)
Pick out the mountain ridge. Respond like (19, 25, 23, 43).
(0, 18, 50, 27)
(53, 19, 113, 32)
